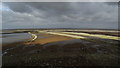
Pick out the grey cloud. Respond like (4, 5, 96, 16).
(2, 2, 118, 29)
(105, 2, 118, 6)
(3, 3, 32, 13)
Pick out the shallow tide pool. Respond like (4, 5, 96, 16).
(1, 33, 32, 45)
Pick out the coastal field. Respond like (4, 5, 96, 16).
(2, 29, 120, 66)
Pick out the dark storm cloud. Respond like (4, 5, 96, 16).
(2, 2, 118, 29)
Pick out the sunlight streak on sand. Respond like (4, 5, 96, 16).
(38, 31, 119, 40)
(38, 31, 86, 39)
(61, 32, 120, 40)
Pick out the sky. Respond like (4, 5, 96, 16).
(2, 2, 118, 29)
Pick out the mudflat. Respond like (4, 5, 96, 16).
(2, 29, 120, 66)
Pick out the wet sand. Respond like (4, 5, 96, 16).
(31, 33, 74, 45)
(2, 30, 120, 67)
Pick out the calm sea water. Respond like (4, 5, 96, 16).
(1, 33, 32, 44)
